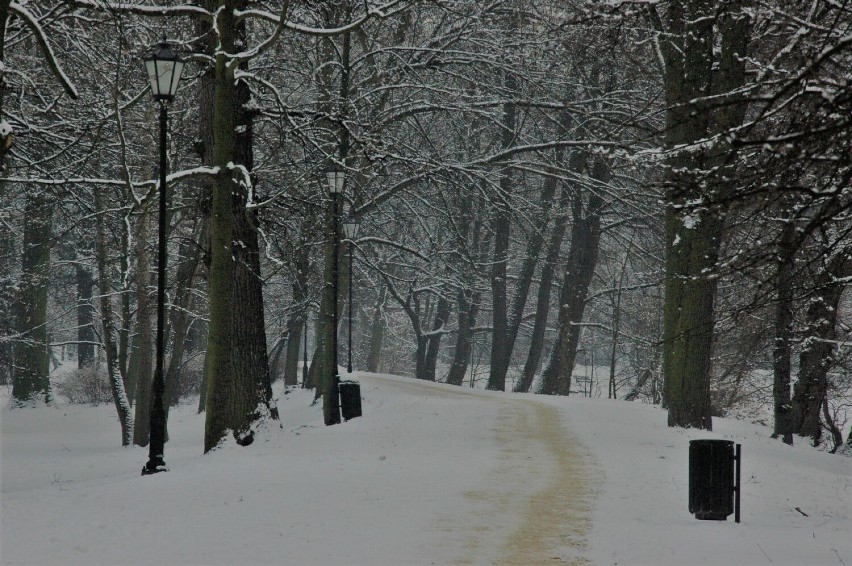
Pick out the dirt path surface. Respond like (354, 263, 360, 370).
(362, 375, 597, 565)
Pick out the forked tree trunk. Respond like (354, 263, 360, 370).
(515, 186, 571, 393)
(538, 185, 604, 396)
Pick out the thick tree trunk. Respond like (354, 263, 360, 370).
(658, 0, 750, 429)
(205, 2, 277, 449)
(791, 252, 848, 445)
(11, 191, 53, 406)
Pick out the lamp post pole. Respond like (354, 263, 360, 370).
(347, 237, 353, 373)
(342, 214, 359, 374)
(325, 165, 345, 425)
(142, 39, 183, 475)
(302, 315, 309, 386)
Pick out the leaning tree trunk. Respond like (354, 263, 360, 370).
(11, 190, 53, 407)
(538, 186, 603, 396)
(515, 186, 571, 393)
(446, 193, 484, 387)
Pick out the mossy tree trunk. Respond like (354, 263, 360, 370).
(203, 0, 277, 451)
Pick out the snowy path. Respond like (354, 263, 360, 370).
(362, 375, 595, 565)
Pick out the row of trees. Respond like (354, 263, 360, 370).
(1, 1, 849, 452)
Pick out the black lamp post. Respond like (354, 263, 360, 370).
(325, 164, 345, 426)
(142, 39, 184, 476)
(342, 213, 359, 373)
(302, 314, 309, 386)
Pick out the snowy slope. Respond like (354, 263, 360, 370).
(1, 373, 850, 565)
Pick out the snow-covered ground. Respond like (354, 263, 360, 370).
(1, 372, 850, 565)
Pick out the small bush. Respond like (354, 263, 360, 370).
(56, 366, 112, 405)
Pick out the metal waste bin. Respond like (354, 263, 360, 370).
(339, 380, 362, 421)
(688, 439, 741, 522)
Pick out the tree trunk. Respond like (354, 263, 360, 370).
(205, 1, 277, 449)
(94, 186, 132, 446)
(163, 217, 204, 407)
(771, 219, 795, 444)
(11, 191, 53, 406)
(364, 284, 386, 374)
(421, 295, 450, 381)
(515, 187, 571, 393)
(486, 71, 517, 392)
(75, 261, 95, 368)
(538, 183, 604, 396)
(791, 250, 848, 445)
(283, 244, 309, 386)
(131, 207, 155, 445)
(658, 0, 750, 430)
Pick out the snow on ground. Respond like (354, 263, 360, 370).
(1, 372, 850, 565)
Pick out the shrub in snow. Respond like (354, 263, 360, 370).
(55, 366, 112, 405)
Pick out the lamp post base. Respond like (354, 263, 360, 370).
(141, 457, 168, 476)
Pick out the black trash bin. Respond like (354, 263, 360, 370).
(688, 439, 741, 522)
(339, 380, 362, 421)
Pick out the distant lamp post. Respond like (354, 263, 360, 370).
(302, 312, 309, 386)
(342, 213, 359, 373)
(325, 163, 345, 425)
(142, 39, 184, 476)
